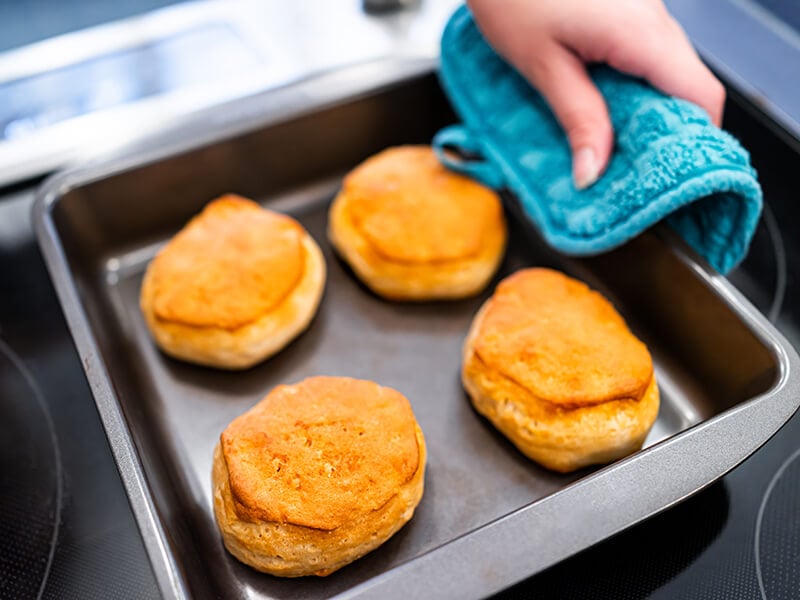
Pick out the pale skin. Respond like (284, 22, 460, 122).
(468, 0, 726, 189)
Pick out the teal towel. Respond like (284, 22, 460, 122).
(433, 5, 762, 273)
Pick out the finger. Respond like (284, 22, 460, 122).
(650, 39, 725, 125)
(522, 45, 614, 189)
(605, 22, 726, 125)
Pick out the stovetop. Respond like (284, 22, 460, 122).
(0, 187, 160, 599)
(0, 87, 798, 599)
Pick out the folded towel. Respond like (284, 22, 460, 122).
(433, 5, 762, 273)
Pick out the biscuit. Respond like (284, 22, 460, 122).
(212, 376, 426, 577)
(140, 195, 325, 369)
(462, 268, 659, 473)
(328, 146, 506, 300)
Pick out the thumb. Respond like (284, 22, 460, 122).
(523, 46, 614, 189)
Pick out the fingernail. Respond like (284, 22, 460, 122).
(573, 147, 600, 190)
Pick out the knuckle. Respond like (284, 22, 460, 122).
(604, 34, 635, 72)
(524, 48, 558, 83)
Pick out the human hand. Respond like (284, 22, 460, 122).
(467, 0, 725, 189)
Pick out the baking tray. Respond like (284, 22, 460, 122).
(34, 60, 800, 600)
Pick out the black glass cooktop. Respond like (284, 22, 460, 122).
(0, 89, 798, 599)
(0, 190, 159, 599)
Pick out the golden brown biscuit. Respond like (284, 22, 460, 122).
(212, 376, 426, 577)
(462, 268, 659, 473)
(328, 146, 507, 300)
(140, 195, 325, 369)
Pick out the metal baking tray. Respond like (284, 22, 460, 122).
(34, 60, 800, 599)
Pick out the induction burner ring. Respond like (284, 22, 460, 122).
(0, 336, 63, 600)
(762, 202, 787, 322)
(751, 197, 793, 600)
(754, 446, 800, 600)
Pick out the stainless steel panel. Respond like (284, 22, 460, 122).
(34, 63, 800, 599)
(0, 0, 463, 187)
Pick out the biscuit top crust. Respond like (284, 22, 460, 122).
(149, 195, 305, 330)
(473, 268, 653, 408)
(342, 146, 503, 263)
(221, 376, 421, 531)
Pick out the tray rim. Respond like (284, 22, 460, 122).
(32, 59, 800, 600)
